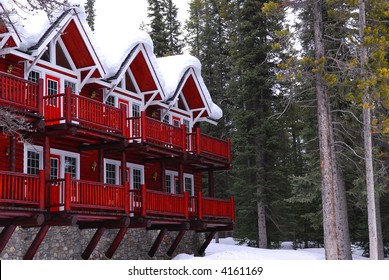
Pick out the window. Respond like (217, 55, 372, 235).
(47, 79, 58, 96)
(128, 163, 144, 190)
(64, 80, 76, 93)
(64, 156, 77, 179)
(166, 174, 172, 193)
(183, 119, 190, 132)
(132, 103, 140, 117)
(106, 163, 117, 185)
(132, 169, 142, 189)
(184, 175, 194, 195)
(50, 158, 59, 180)
(105, 95, 115, 107)
(162, 114, 170, 124)
(28, 71, 40, 83)
(27, 151, 40, 175)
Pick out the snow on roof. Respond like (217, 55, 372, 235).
(157, 54, 223, 120)
(1, 0, 222, 120)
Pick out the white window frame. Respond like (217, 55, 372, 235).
(127, 163, 144, 190)
(184, 174, 194, 196)
(24, 144, 80, 179)
(104, 159, 120, 185)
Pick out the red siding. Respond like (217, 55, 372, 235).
(0, 134, 9, 171)
(80, 150, 99, 182)
(0, 56, 24, 78)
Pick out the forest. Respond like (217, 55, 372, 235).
(144, 0, 389, 260)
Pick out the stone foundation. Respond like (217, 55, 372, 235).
(0, 226, 205, 260)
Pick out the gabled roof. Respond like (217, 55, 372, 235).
(157, 54, 223, 121)
(0, 3, 21, 51)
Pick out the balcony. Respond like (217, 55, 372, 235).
(43, 88, 127, 136)
(0, 73, 42, 115)
(46, 174, 234, 221)
(0, 171, 234, 222)
(128, 112, 231, 163)
(0, 74, 231, 162)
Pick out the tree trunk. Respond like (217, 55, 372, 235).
(359, 0, 384, 260)
(313, 0, 347, 259)
(257, 194, 267, 248)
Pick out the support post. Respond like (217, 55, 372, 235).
(160, 160, 166, 192)
(196, 127, 201, 155)
(39, 170, 45, 209)
(198, 231, 217, 257)
(141, 184, 147, 217)
(98, 147, 104, 183)
(81, 227, 106, 260)
(64, 87, 72, 124)
(178, 163, 184, 194)
(166, 230, 186, 257)
(37, 78, 44, 116)
(9, 135, 16, 172)
(23, 225, 50, 260)
(105, 227, 128, 259)
(64, 173, 72, 211)
(0, 225, 16, 254)
(181, 124, 186, 151)
(198, 192, 203, 220)
(141, 111, 147, 142)
(184, 192, 189, 220)
(148, 228, 167, 257)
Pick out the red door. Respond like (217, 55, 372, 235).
(48, 154, 61, 211)
(45, 75, 61, 124)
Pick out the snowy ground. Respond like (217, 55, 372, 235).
(174, 237, 368, 260)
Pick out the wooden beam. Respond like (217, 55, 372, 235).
(79, 139, 129, 152)
(198, 231, 217, 257)
(0, 214, 45, 227)
(166, 230, 186, 257)
(23, 225, 50, 260)
(98, 147, 105, 183)
(105, 227, 128, 259)
(148, 228, 167, 257)
(160, 160, 166, 192)
(0, 225, 16, 254)
(81, 227, 105, 260)
(43, 215, 77, 226)
(147, 222, 189, 231)
(78, 217, 130, 229)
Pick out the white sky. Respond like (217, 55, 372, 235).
(94, 0, 189, 40)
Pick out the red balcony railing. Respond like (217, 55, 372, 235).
(0, 170, 45, 209)
(45, 177, 234, 221)
(43, 88, 126, 136)
(187, 127, 231, 162)
(0, 73, 43, 114)
(46, 174, 130, 213)
(127, 111, 186, 150)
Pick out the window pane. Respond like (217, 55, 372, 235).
(185, 177, 193, 195)
(106, 163, 116, 185)
(50, 158, 59, 179)
(28, 71, 40, 83)
(166, 174, 172, 193)
(65, 156, 77, 179)
(106, 95, 115, 107)
(27, 151, 40, 175)
(132, 169, 141, 189)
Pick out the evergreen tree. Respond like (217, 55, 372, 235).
(84, 0, 95, 31)
(147, 0, 183, 56)
(147, 0, 168, 57)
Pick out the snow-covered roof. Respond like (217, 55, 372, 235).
(157, 54, 223, 120)
(1, 0, 222, 121)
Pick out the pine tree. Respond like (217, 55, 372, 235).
(147, 0, 168, 57)
(84, 0, 96, 31)
(147, 0, 183, 56)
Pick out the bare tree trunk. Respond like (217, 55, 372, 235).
(358, 0, 384, 260)
(257, 194, 267, 248)
(313, 0, 350, 259)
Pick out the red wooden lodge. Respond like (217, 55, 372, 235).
(0, 5, 234, 259)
